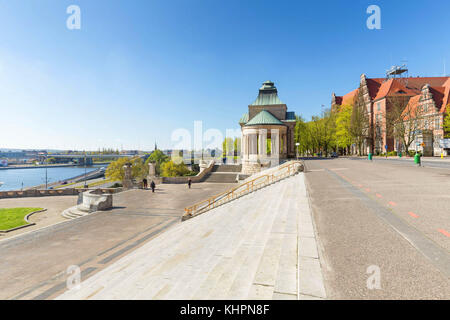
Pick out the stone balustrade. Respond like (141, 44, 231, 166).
(0, 188, 123, 199)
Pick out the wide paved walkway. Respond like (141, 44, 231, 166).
(0, 182, 232, 300)
(304, 158, 450, 299)
(57, 173, 326, 300)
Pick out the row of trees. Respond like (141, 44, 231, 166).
(294, 90, 373, 156)
(105, 150, 197, 182)
(294, 90, 450, 156)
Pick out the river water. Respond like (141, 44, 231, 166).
(0, 165, 103, 191)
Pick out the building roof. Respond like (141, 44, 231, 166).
(239, 113, 249, 124)
(250, 80, 285, 106)
(402, 84, 450, 119)
(334, 76, 450, 107)
(342, 89, 359, 105)
(402, 95, 422, 120)
(285, 111, 296, 121)
(245, 110, 284, 126)
(373, 79, 419, 101)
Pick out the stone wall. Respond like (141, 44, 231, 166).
(248, 104, 287, 121)
(0, 188, 123, 199)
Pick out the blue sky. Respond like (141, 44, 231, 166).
(1, 0, 449, 150)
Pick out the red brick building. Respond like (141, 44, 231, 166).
(332, 74, 450, 155)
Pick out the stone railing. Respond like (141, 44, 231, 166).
(0, 187, 123, 199)
(161, 160, 215, 184)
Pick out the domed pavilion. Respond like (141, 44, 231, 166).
(239, 81, 297, 174)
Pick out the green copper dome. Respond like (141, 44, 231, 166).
(250, 80, 284, 106)
(239, 113, 249, 124)
(245, 110, 284, 126)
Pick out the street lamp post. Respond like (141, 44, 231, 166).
(295, 142, 300, 160)
(84, 151, 88, 188)
(45, 154, 48, 190)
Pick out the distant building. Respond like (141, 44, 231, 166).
(332, 74, 450, 156)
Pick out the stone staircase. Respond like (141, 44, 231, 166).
(201, 164, 243, 183)
(61, 206, 90, 219)
(184, 161, 303, 220)
(56, 173, 326, 300)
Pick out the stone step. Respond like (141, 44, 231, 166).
(225, 181, 289, 300)
(62, 206, 89, 219)
(211, 164, 242, 173)
(56, 174, 317, 300)
(248, 178, 294, 299)
(192, 181, 287, 300)
(202, 172, 238, 183)
(188, 193, 263, 300)
(164, 190, 264, 300)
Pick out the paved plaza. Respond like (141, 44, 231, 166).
(0, 182, 232, 300)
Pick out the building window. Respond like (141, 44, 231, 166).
(435, 118, 440, 129)
(377, 102, 381, 111)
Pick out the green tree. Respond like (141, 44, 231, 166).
(350, 89, 370, 155)
(145, 149, 169, 176)
(233, 137, 241, 157)
(46, 157, 56, 164)
(444, 105, 450, 138)
(105, 157, 147, 181)
(335, 104, 353, 151)
(160, 160, 191, 177)
(222, 137, 234, 157)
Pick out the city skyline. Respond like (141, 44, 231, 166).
(1, 0, 450, 150)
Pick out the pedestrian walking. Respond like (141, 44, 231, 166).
(150, 180, 156, 193)
(143, 178, 148, 189)
(188, 178, 192, 189)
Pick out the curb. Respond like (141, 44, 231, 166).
(297, 174, 327, 300)
(0, 209, 47, 233)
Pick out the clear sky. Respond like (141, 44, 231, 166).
(1, 0, 449, 151)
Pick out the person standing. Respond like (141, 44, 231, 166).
(187, 178, 192, 189)
(150, 180, 156, 193)
(143, 178, 148, 189)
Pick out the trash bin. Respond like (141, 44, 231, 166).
(368, 153, 373, 161)
(398, 152, 402, 158)
(414, 153, 421, 165)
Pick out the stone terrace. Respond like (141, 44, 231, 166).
(57, 173, 326, 300)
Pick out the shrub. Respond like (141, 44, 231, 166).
(111, 182, 123, 188)
(161, 160, 191, 177)
(387, 151, 397, 156)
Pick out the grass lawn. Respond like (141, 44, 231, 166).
(0, 207, 43, 230)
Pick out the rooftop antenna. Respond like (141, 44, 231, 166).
(386, 60, 409, 86)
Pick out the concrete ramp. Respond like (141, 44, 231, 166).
(56, 173, 326, 300)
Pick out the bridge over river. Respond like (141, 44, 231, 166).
(42, 154, 144, 165)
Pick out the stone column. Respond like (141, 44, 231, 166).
(258, 129, 267, 159)
(148, 162, 156, 176)
(122, 162, 133, 189)
(271, 129, 280, 156)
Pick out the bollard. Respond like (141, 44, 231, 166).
(368, 153, 373, 161)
